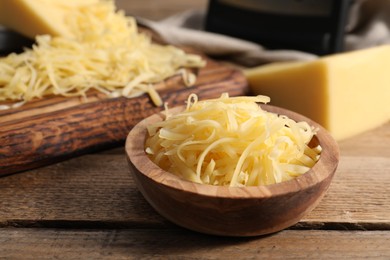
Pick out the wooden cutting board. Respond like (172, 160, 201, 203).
(0, 57, 249, 176)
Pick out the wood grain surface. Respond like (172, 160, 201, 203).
(1, 229, 389, 259)
(0, 124, 388, 230)
(0, 57, 249, 176)
(0, 121, 389, 223)
(1, 122, 388, 259)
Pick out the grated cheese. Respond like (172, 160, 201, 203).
(0, 0, 205, 109)
(145, 93, 322, 187)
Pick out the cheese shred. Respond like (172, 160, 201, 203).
(145, 93, 322, 187)
(0, 0, 205, 109)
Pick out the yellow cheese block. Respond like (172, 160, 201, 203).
(245, 45, 390, 140)
(0, 0, 98, 39)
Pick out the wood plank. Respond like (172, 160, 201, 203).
(1, 147, 389, 229)
(0, 154, 166, 227)
(0, 229, 389, 259)
(337, 122, 390, 157)
(302, 156, 390, 228)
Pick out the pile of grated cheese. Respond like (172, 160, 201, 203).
(0, 0, 205, 110)
(145, 93, 322, 187)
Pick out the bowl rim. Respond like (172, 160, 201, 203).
(126, 104, 339, 199)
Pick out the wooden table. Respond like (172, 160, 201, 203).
(1, 1, 390, 258)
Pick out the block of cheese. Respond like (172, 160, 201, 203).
(245, 45, 390, 140)
(0, 0, 98, 39)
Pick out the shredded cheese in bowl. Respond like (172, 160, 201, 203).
(0, 0, 205, 109)
(145, 93, 322, 187)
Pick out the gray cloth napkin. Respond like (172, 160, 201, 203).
(138, 0, 390, 66)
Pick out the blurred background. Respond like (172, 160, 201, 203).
(116, 0, 208, 20)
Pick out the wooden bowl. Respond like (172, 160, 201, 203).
(125, 105, 339, 236)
